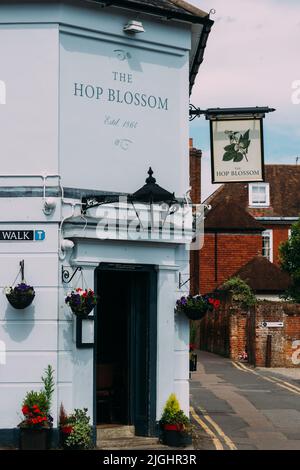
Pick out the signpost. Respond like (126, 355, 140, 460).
(261, 321, 284, 328)
(189, 105, 275, 184)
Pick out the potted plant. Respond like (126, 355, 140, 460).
(59, 407, 93, 450)
(5, 282, 35, 309)
(18, 365, 54, 450)
(159, 394, 192, 447)
(65, 288, 97, 318)
(176, 294, 220, 320)
(59, 404, 74, 449)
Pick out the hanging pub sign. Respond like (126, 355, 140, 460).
(210, 117, 264, 184)
(189, 106, 275, 185)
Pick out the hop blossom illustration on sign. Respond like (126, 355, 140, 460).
(223, 129, 251, 162)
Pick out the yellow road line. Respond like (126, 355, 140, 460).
(236, 362, 259, 374)
(198, 406, 237, 450)
(261, 375, 300, 396)
(231, 361, 247, 372)
(237, 362, 300, 396)
(190, 406, 224, 451)
(268, 376, 300, 393)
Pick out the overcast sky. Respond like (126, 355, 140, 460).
(190, 0, 300, 200)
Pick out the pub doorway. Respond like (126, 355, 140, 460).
(94, 263, 157, 436)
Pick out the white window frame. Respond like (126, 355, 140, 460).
(248, 183, 270, 207)
(262, 229, 273, 263)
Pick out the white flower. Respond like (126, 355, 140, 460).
(3, 286, 12, 295)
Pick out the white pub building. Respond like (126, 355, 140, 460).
(0, 0, 212, 446)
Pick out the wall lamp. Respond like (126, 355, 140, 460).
(43, 197, 57, 215)
(123, 20, 145, 34)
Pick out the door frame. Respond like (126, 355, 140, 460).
(93, 262, 158, 436)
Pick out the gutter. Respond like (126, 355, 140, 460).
(88, 0, 214, 25)
(255, 217, 298, 222)
(189, 20, 213, 94)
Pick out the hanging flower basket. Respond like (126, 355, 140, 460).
(65, 288, 97, 319)
(176, 294, 220, 320)
(5, 283, 35, 310)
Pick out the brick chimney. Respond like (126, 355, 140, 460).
(189, 138, 202, 204)
(189, 138, 202, 295)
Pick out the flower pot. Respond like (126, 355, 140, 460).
(181, 306, 208, 321)
(19, 428, 51, 450)
(70, 303, 95, 318)
(161, 429, 191, 447)
(6, 292, 35, 309)
(60, 426, 73, 449)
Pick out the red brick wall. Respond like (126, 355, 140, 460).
(263, 224, 290, 265)
(254, 302, 300, 367)
(199, 296, 249, 360)
(199, 233, 262, 293)
(198, 298, 300, 367)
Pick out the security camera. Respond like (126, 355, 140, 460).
(60, 239, 74, 251)
(43, 197, 57, 215)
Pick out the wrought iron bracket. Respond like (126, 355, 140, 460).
(189, 104, 276, 121)
(62, 266, 82, 284)
(179, 272, 190, 289)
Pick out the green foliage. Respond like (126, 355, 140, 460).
(222, 276, 256, 308)
(41, 365, 55, 413)
(160, 394, 190, 426)
(223, 130, 251, 163)
(64, 408, 93, 450)
(23, 391, 48, 415)
(279, 219, 300, 302)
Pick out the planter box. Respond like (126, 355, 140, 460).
(19, 428, 51, 450)
(161, 429, 192, 447)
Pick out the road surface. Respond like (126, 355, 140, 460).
(190, 350, 300, 450)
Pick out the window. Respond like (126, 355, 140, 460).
(249, 183, 270, 207)
(262, 230, 273, 262)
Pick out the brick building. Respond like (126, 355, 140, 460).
(198, 165, 300, 293)
(198, 200, 265, 293)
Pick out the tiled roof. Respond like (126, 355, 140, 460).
(205, 165, 300, 218)
(205, 201, 266, 232)
(233, 255, 291, 293)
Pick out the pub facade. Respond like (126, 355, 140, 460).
(0, 0, 212, 445)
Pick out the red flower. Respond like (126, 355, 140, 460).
(61, 425, 73, 434)
(22, 405, 29, 415)
(82, 291, 87, 298)
(214, 300, 221, 308)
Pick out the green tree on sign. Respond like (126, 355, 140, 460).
(223, 129, 251, 162)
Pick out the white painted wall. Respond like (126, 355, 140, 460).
(0, 25, 59, 177)
(0, 224, 59, 428)
(0, 0, 193, 434)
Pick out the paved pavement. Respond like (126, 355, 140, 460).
(190, 350, 300, 450)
